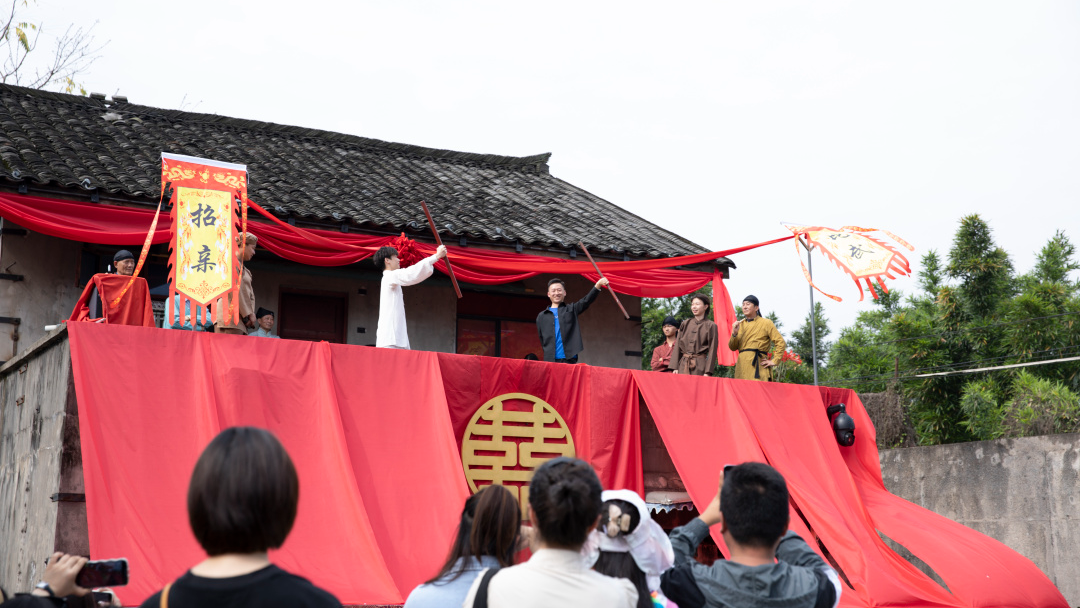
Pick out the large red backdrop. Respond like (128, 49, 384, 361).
(67, 323, 1066, 607)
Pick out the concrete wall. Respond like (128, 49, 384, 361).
(0, 327, 84, 596)
(880, 434, 1079, 605)
(0, 225, 84, 361)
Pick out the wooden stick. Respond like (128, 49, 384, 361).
(578, 242, 630, 320)
(420, 201, 462, 299)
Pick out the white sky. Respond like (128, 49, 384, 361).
(23, 0, 1080, 336)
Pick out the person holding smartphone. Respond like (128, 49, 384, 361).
(659, 463, 842, 608)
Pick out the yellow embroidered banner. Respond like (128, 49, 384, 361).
(164, 153, 247, 326)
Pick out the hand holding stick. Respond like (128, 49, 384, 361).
(578, 242, 630, 320)
(420, 201, 462, 299)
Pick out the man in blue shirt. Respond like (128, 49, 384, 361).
(535, 277, 609, 363)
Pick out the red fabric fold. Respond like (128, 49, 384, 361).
(819, 388, 1068, 608)
(0, 192, 787, 298)
(68, 274, 156, 327)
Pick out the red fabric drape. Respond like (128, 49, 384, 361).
(67, 324, 1066, 607)
(0, 192, 786, 299)
(68, 274, 156, 327)
(635, 372, 1068, 608)
(818, 388, 1067, 608)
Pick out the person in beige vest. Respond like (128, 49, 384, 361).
(214, 233, 257, 335)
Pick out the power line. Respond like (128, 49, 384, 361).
(912, 356, 1080, 378)
(829, 344, 1080, 386)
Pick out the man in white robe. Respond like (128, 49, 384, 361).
(374, 244, 447, 349)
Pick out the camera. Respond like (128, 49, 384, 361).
(826, 403, 855, 447)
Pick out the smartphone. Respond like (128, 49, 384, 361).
(76, 558, 128, 588)
(723, 463, 736, 475)
(92, 590, 114, 606)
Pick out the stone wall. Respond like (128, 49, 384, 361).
(879, 434, 1079, 605)
(0, 327, 84, 596)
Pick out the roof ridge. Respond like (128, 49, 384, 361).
(0, 83, 552, 171)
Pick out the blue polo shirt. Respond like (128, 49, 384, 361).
(551, 306, 566, 359)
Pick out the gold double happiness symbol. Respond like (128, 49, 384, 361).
(461, 393, 575, 518)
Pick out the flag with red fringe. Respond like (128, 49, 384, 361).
(163, 153, 247, 326)
(785, 224, 913, 302)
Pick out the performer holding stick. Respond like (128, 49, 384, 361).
(536, 277, 608, 364)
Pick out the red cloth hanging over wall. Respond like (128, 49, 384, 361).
(634, 371, 1068, 608)
(0, 192, 784, 299)
(818, 388, 1068, 608)
(67, 324, 1067, 607)
(68, 274, 156, 327)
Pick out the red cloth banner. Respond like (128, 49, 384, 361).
(0, 192, 786, 299)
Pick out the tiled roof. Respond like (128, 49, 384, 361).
(0, 84, 713, 259)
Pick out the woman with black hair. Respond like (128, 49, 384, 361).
(671, 293, 719, 376)
(584, 490, 676, 608)
(139, 427, 339, 608)
(463, 458, 638, 608)
(405, 485, 520, 608)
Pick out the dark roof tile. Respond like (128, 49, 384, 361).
(0, 84, 710, 258)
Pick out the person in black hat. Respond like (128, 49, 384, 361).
(729, 295, 786, 381)
(250, 307, 280, 339)
(88, 249, 137, 318)
(649, 316, 680, 372)
(112, 249, 136, 276)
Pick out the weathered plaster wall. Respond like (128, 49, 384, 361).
(0, 228, 83, 361)
(879, 434, 1079, 605)
(0, 327, 82, 596)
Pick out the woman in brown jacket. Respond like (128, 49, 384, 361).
(671, 293, 719, 376)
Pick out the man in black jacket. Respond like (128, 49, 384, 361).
(535, 277, 609, 363)
(660, 462, 842, 608)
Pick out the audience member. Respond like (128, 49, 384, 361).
(649, 317, 679, 372)
(660, 462, 842, 608)
(138, 427, 340, 608)
(536, 277, 609, 364)
(250, 308, 280, 338)
(374, 244, 447, 349)
(583, 490, 675, 608)
(0, 552, 89, 607)
(671, 293, 719, 376)
(404, 485, 520, 608)
(214, 233, 258, 335)
(464, 457, 638, 608)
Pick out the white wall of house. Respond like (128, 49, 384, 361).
(0, 225, 84, 361)
(2, 229, 646, 369)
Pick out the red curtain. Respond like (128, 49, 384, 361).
(0, 192, 787, 299)
(819, 388, 1068, 608)
(635, 372, 1067, 608)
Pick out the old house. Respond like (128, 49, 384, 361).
(0, 84, 728, 365)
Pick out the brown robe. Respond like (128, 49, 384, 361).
(671, 317, 719, 376)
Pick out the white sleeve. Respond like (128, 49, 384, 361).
(626, 519, 675, 577)
(387, 254, 437, 287)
